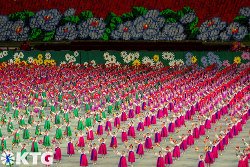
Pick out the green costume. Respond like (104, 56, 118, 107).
(77, 120, 84, 131)
(0, 139, 6, 152)
(43, 135, 51, 147)
(7, 122, 14, 132)
(28, 115, 34, 125)
(19, 119, 26, 127)
(65, 126, 72, 137)
(23, 129, 30, 139)
(85, 117, 92, 127)
(55, 128, 63, 139)
(73, 108, 79, 117)
(31, 141, 39, 152)
(44, 120, 51, 130)
(64, 112, 69, 123)
(35, 125, 41, 135)
(12, 132, 20, 144)
(55, 114, 61, 124)
(13, 109, 19, 118)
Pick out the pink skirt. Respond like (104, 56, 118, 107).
(161, 127, 168, 137)
(180, 140, 188, 150)
(105, 121, 112, 131)
(212, 146, 218, 158)
(77, 136, 85, 147)
(135, 106, 141, 114)
(128, 126, 136, 138)
(121, 112, 127, 121)
(163, 108, 168, 117)
(97, 125, 103, 136)
(187, 135, 194, 145)
(193, 128, 200, 139)
(91, 148, 97, 161)
(98, 143, 107, 155)
(136, 144, 144, 155)
(87, 131, 94, 140)
(157, 110, 163, 119)
(54, 147, 62, 160)
(173, 146, 180, 158)
(114, 117, 120, 128)
(145, 137, 153, 149)
(205, 119, 211, 129)
(165, 152, 173, 164)
(157, 157, 165, 167)
(118, 156, 128, 167)
(121, 132, 128, 142)
(144, 117, 151, 126)
(128, 151, 135, 163)
(67, 142, 75, 155)
(199, 125, 206, 135)
(110, 137, 118, 148)
(128, 109, 135, 118)
(137, 122, 144, 131)
(80, 154, 88, 166)
(154, 133, 161, 143)
(168, 123, 175, 133)
(151, 116, 157, 124)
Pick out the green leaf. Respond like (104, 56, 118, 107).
(8, 11, 34, 21)
(101, 33, 109, 40)
(177, 10, 184, 19)
(160, 9, 177, 19)
(182, 6, 194, 14)
(132, 6, 148, 17)
(188, 17, 198, 29)
(43, 30, 55, 42)
(190, 27, 199, 39)
(79, 11, 93, 21)
(234, 16, 248, 26)
(62, 16, 80, 24)
(109, 23, 116, 30)
(29, 28, 43, 40)
(121, 12, 134, 22)
(105, 28, 111, 34)
(105, 12, 117, 24)
(165, 18, 177, 23)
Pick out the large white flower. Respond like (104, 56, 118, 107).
(123, 56, 130, 63)
(134, 52, 140, 59)
(120, 51, 127, 58)
(8, 59, 14, 64)
(69, 56, 76, 63)
(90, 60, 96, 66)
(13, 53, 20, 60)
(103, 52, 111, 60)
(74, 51, 79, 57)
(176, 59, 184, 66)
(60, 61, 66, 65)
(142, 56, 151, 64)
(19, 52, 24, 58)
(128, 53, 134, 62)
(27, 57, 34, 63)
(2, 51, 8, 56)
(162, 52, 175, 60)
(45, 52, 51, 59)
(0, 53, 3, 59)
(109, 55, 116, 63)
(65, 54, 71, 61)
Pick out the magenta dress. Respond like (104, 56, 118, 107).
(91, 148, 97, 161)
(110, 136, 118, 148)
(67, 142, 75, 155)
(212, 146, 218, 159)
(145, 137, 153, 149)
(187, 134, 194, 145)
(77, 136, 85, 147)
(128, 151, 135, 163)
(87, 130, 94, 140)
(97, 125, 103, 136)
(137, 122, 144, 131)
(105, 121, 112, 131)
(136, 143, 144, 155)
(172, 145, 180, 158)
(54, 147, 62, 160)
(168, 122, 175, 133)
(205, 151, 214, 164)
(128, 109, 135, 118)
(128, 126, 136, 138)
(80, 153, 88, 166)
(144, 116, 151, 126)
(151, 115, 157, 124)
(162, 108, 168, 117)
(114, 117, 121, 128)
(121, 112, 127, 121)
(157, 156, 165, 167)
(98, 143, 107, 155)
(121, 131, 128, 142)
(165, 152, 173, 164)
(193, 127, 200, 139)
(157, 109, 163, 119)
(161, 126, 168, 137)
(180, 139, 187, 151)
(199, 125, 206, 135)
(205, 119, 211, 129)
(154, 132, 162, 143)
(198, 160, 205, 167)
(135, 106, 140, 114)
(118, 156, 128, 167)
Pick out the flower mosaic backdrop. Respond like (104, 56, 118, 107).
(0, 50, 249, 69)
(0, 6, 249, 42)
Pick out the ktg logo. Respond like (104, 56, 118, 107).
(1, 151, 53, 166)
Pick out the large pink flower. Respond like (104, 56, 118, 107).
(241, 52, 250, 60)
(222, 60, 230, 67)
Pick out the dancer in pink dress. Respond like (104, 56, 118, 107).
(90, 143, 98, 165)
(54, 143, 62, 163)
(198, 155, 205, 167)
(127, 144, 135, 166)
(135, 139, 144, 158)
(98, 138, 107, 158)
(67, 137, 75, 157)
(80, 148, 88, 167)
